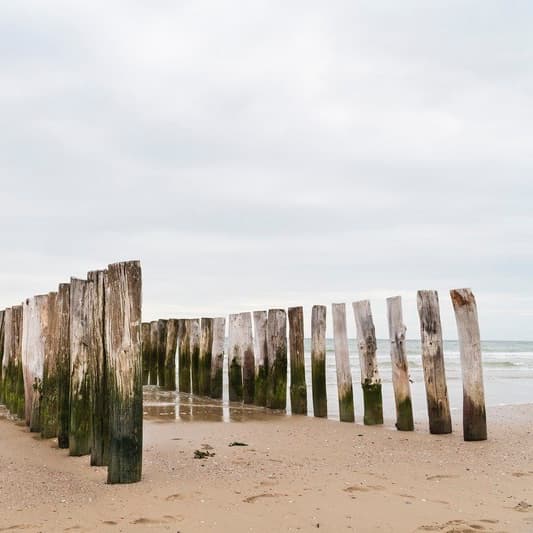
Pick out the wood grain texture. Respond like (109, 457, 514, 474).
(149, 321, 159, 386)
(253, 311, 268, 407)
(311, 305, 327, 418)
(56, 283, 71, 449)
(0, 309, 4, 403)
(163, 319, 179, 391)
(227, 313, 245, 402)
(178, 319, 191, 393)
(198, 318, 214, 396)
(332, 303, 354, 423)
(450, 288, 487, 441)
(156, 319, 168, 388)
(387, 296, 414, 431)
(266, 309, 287, 411)
(3, 306, 24, 418)
(190, 318, 201, 395)
(288, 306, 307, 415)
(417, 290, 452, 435)
(210, 317, 225, 399)
(141, 322, 151, 385)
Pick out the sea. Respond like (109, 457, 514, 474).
(143, 339, 533, 423)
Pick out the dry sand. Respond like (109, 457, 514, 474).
(1, 403, 533, 532)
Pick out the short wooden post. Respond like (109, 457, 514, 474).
(163, 319, 179, 391)
(157, 319, 168, 387)
(178, 319, 191, 393)
(253, 310, 268, 407)
(450, 288, 487, 441)
(332, 303, 354, 422)
(190, 318, 201, 394)
(352, 300, 383, 425)
(311, 305, 327, 418)
(141, 322, 151, 385)
(227, 313, 244, 402)
(69, 278, 92, 455)
(210, 317, 225, 399)
(386, 296, 414, 431)
(417, 290, 452, 435)
(266, 309, 287, 410)
(41, 291, 60, 438)
(88, 270, 109, 466)
(148, 321, 158, 385)
(105, 260, 143, 484)
(198, 318, 214, 396)
(56, 283, 71, 449)
(288, 306, 307, 415)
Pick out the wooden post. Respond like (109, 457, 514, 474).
(417, 290, 452, 435)
(266, 309, 287, 411)
(105, 260, 143, 484)
(352, 300, 383, 425)
(148, 321, 158, 386)
(288, 306, 307, 415)
(253, 310, 268, 407)
(157, 319, 168, 388)
(450, 288, 487, 441)
(178, 319, 191, 393)
(190, 318, 201, 394)
(198, 318, 213, 396)
(141, 322, 151, 385)
(41, 291, 59, 438)
(163, 319, 178, 391)
(69, 278, 92, 456)
(2, 306, 24, 418)
(227, 313, 244, 402)
(56, 283, 71, 449)
(386, 296, 414, 431)
(88, 270, 109, 466)
(22, 294, 48, 432)
(0, 309, 4, 403)
(210, 317, 225, 399)
(311, 305, 327, 418)
(332, 303, 354, 423)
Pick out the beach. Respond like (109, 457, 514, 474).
(1, 402, 532, 532)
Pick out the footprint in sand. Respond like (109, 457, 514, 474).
(514, 501, 532, 512)
(165, 493, 183, 501)
(426, 474, 458, 481)
(131, 515, 183, 525)
(243, 493, 287, 504)
(417, 518, 499, 532)
(512, 471, 533, 478)
(344, 484, 385, 493)
(0, 526, 35, 532)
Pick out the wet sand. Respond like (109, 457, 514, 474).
(1, 402, 533, 532)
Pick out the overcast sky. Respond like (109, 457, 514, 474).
(1, 2, 532, 339)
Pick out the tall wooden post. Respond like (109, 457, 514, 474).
(288, 306, 307, 415)
(157, 319, 168, 388)
(266, 309, 287, 411)
(311, 305, 327, 418)
(141, 323, 151, 385)
(88, 270, 109, 466)
(332, 303, 354, 423)
(148, 321, 158, 386)
(352, 300, 383, 425)
(386, 296, 414, 431)
(163, 319, 178, 391)
(450, 288, 487, 441)
(0, 309, 4, 403)
(228, 313, 244, 402)
(178, 319, 191, 393)
(56, 283, 71, 449)
(198, 318, 214, 396)
(41, 291, 59, 438)
(190, 318, 201, 394)
(69, 278, 93, 455)
(3, 306, 25, 418)
(253, 310, 268, 407)
(417, 290, 452, 435)
(105, 260, 143, 484)
(210, 317, 225, 399)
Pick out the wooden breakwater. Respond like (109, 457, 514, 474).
(0, 260, 142, 483)
(144, 288, 487, 441)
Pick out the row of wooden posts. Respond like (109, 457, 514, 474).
(143, 288, 487, 441)
(0, 260, 143, 483)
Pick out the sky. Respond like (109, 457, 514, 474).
(1, 1, 532, 339)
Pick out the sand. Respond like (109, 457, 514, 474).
(1, 404, 532, 533)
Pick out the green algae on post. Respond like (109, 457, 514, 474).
(266, 309, 287, 411)
(163, 319, 179, 391)
(190, 318, 201, 395)
(228, 313, 254, 403)
(288, 306, 307, 415)
(178, 319, 191, 393)
(253, 310, 268, 407)
(148, 321, 159, 386)
(56, 283, 71, 449)
(141, 323, 151, 385)
(311, 305, 327, 418)
(209, 317, 226, 399)
(156, 319, 168, 388)
(198, 318, 213, 396)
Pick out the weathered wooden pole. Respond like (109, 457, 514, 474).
(352, 300, 383, 425)
(386, 296, 414, 431)
(288, 306, 307, 415)
(88, 270, 109, 466)
(0, 309, 4, 403)
(242, 314, 255, 405)
(148, 321, 159, 386)
(41, 291, 59, 438)
(8, 305, 25, 419)
(178, 319, 191, 393)
(227, 313, 244, 402)
(311, 305, 327, 418)
(141, 322, 151, 385)
(198, 318, 213, 396)
(69, 278, 93, 456)
(266, 309, 287, 411)
(2, 308, 16, 414)
(156, 319, 168, 388)
(163, 319, 178, 391)
(190, 318, 201, 394)
(253, 310, 268, 407)
(417, 290, 452, 435)
(210, 317, 225, 399)
(332, 303, 354, 422)
(450, 288, 487, 441)
(105, 260, 143, 484)
(56, 283, 71, 449)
